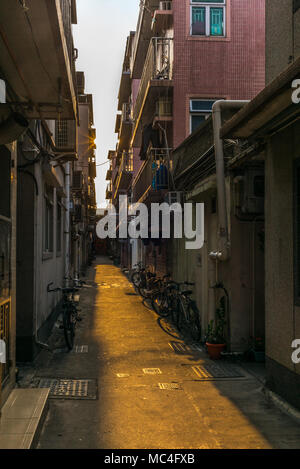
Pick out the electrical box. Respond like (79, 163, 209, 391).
(241, 168, 264, 214)
(0, 79, 6, 103)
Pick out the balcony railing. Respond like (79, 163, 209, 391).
(122, 103, 132, 123)
(106, 183, 112, 200)
(133, 37, 173, 124)
(132, 148, 171, 203)
(114, 152, 133, 198)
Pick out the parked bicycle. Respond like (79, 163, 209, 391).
(172, 282, 201, 341)
(47, 282, 81, 350)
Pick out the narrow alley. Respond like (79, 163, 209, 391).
(29, 258, 300, 450)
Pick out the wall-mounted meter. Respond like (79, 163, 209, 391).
(0, 79, 6, 103)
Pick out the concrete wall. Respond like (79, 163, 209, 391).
(1, 143, 17, 407)
(264, 120, 300, 408)
(16, 133, 66, 362)
(169, 173, 265, 351)
(266, 0, 300, 83)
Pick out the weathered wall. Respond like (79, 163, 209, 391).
(264, 121, 300, 407)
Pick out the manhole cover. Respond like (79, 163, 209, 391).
(143, 368, 162, 375)
(34, 378, 97, 399)
(192, 362, 245, 380)
(169, 341, 203, 354)
(158, 383, 181, 390)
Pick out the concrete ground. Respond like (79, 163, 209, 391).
(27, 257, 300, 449)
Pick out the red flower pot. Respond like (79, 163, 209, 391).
(206, 342, 226, 360)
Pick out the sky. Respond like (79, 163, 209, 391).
(73, 0, 140, 208)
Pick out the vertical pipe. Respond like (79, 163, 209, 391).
(211, 100, 250, 261)
(65, 162, 71, 287)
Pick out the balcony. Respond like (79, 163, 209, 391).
(89, 161, 97, 179)
(117, 68, 131, 111)
(132, 148, 171, 204)
(132, 37, 173, 147)
(131, 1, 160, 79)
(117, 103, 133, 153)
(106, 183, 112, 200)
(106, 168, 112, 181)
(0, 0, 77, 120)
(152, 2, 173, 34)
(114, 151, 133, 199)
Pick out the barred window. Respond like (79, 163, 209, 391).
(55, 120, 69, 148)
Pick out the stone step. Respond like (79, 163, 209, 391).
(0, 388, 49, 449)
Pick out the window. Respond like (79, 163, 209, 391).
(56, 198, 62, 255)
(191, 1, 225, 37)
(190, 99, 215, 133)
(44, 186, 54, 254)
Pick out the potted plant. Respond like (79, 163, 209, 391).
(205, 296, 227, 360)
(248, 337, 265, 362)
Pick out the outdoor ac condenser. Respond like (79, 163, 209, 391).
(165, 191, 184, 205)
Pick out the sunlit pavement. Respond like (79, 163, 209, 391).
(37, 257, 300, 449)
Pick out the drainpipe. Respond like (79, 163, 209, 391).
(65, 162, 71, 288)
(210, 100, 250, 262)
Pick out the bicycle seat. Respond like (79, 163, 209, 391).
(181, 290, 193, 296)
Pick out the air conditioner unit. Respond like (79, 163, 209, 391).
(156, 98, 172, 117)
(165, 191, 184, 205)
(76, 71, 85, 95)
(241, 168, 264, 214)
(55, 119, 77, 151)
(159, 1, 172, 10)
(72, 171, 83, 190)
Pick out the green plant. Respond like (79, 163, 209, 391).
(250, 336, 265, 352)
(205, 296, 227, 344)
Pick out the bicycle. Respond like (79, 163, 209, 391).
(130, 262, 145, 288)
(151, 275, 178, 317)
(47, 283, 81, 350)
(170, 282, 201, 341)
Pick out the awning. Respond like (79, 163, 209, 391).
(0, 0, 77, 120)
(221, 57, 300, 138)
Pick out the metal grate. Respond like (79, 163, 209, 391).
(55, 120, 69, 148)
(35, 378, 97, 400)
(192, 362, 245, 380)
(158, 383, 181, 390)
(0, 299, 10, 384)
(143, 368, 162, 375)
(169, 341, 203, 354)
(72, 345, 89, 353)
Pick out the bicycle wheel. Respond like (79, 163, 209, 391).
(187, 301, 201, 341)
(131, 271, 141, 287)
(151, 291, 170, 317)
(63, 308, 75, 350)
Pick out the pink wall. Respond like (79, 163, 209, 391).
(172, 0, 266, 148)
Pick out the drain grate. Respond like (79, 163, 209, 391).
(158, 382, 181, 390)
(192, 362, 245, 380)
(143, 368, 162, 375)
(169, 341, 203, 354)
(34, 378, 97, 399)
(72, 345, 89, 353)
